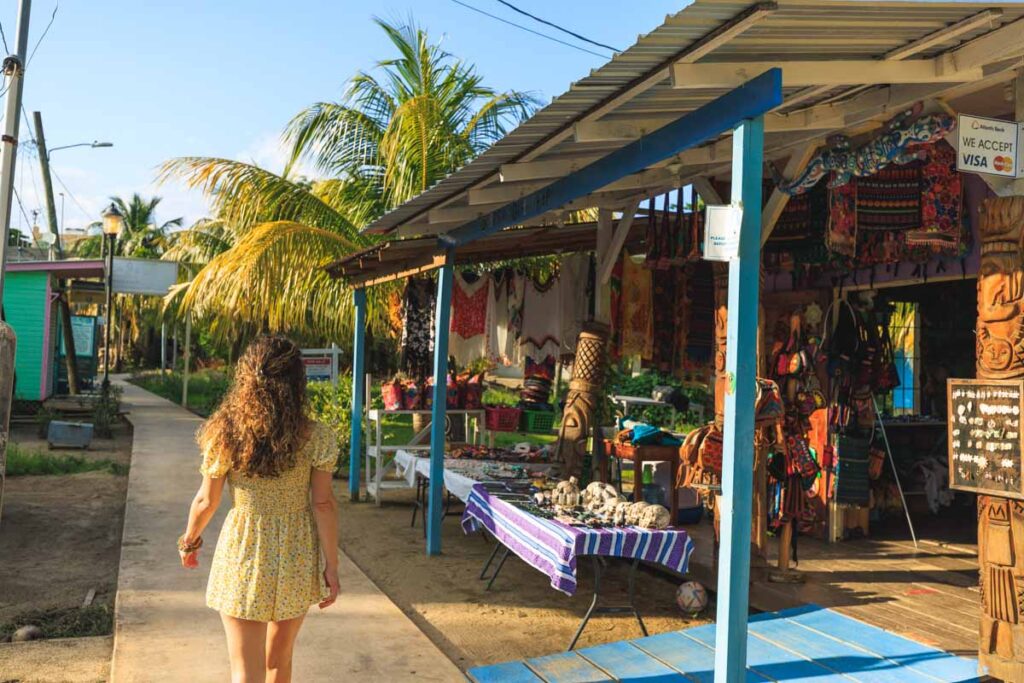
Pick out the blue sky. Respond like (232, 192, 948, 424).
(7, 0, 684, 236)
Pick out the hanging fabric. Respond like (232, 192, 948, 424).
(905, 140, 966, 253)
(488, 269, 523, 366)
(449, 271, 492, 368)
(854, 161, 922, 231)
(649, 268, 676, 372)
(671, 267, 690, 378)
(827, 175, 857, 258)
(609, 257, 624, 362)
(620, 252, 654, 360)
(399, 278, 435, 379)
(520, 274, 562, 361)
(558, 253, 591, 355)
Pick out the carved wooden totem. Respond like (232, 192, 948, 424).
(713, 263, 730, 428)
(555, 323, 609, 479)
(977, 196, 1024, 681)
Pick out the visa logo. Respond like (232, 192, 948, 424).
(962, 153, 988, 168)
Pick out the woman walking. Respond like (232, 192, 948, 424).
(178, 335, 340, 683)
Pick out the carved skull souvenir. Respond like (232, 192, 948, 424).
(637, 503, 671, 530)
(583, 481, 622, 512)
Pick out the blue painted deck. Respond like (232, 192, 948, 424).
(467, 605, 982, 683)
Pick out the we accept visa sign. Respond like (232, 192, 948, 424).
(957, 114, 1023, 178)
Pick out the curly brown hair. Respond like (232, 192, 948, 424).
(198, 335, 311, 478)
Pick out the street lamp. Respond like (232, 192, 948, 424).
(101, 202, 124, 392)
(46, 140, 113, 158)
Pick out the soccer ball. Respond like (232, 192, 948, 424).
(675, 580, 708, 613)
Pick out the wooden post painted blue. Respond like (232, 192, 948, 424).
(713, 116, 765, 683)
(348, 287, 366, 502)
(426, 255, 454, 555)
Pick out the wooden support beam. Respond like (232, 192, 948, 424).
(468, 181, 548, 205)
(348, 288, 366, 502)
(760, 140, 823, 245)
(499, 156, 603, 183)
(691, 176, 723, 205)
(950, 15, 1024, 71)
(885, 8, 1001, 61)
(348, 254, 446, 289)
(672, 58, 982, 90)
(575, 109, 843, 142)
(599, 200, 641, 285)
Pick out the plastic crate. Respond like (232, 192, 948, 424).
(485, 406, 522, 432)
(520, 410, 555, 433)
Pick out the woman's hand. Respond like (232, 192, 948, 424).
(319, 567, 339, 609)
(180, 549, 199, 569)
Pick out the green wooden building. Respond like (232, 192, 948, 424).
(2, 260, 104, 401)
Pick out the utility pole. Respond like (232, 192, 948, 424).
(0, 0, 34, 528)
(34, 111, 80, 395)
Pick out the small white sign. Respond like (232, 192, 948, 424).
(702, 204, 743, 262)
(302, 356, 333, 382)
(957, 114, 1020, 178)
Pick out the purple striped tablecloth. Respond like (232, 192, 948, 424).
(461, 484, 695, 595)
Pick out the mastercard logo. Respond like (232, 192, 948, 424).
(994, 155, 1014, 172)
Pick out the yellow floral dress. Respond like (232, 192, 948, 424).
(201, 421, 338, 622)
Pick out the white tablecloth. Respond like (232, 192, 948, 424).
(393, 450, 552, 503)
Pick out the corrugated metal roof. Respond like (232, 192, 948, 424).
(365, 0, 1024, 237)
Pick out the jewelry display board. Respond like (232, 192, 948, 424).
(947, 378, 1024, 501)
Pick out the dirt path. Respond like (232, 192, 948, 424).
(0, 421, 132, 681)
(338, 486, 709, 670)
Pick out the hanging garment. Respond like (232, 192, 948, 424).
(558, 253, 591, 355)
(827, 176, 857, 258)
(488, 270, 523, 366)
(649, 268, 676, 372)
(855, 161, 922, 231)
(672, 267, 690, 377)
(449, 272, 492, 368)
(400, 278, 435, 379)
(521, 274, 562, 361)
(905, 140, 966, 253)
(620, 252, 654, 360)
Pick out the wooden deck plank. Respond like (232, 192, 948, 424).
(684, 621, 849, 682)
(469, 661, 546, 683)
(630, 630, 771, 683)
(749, 614, 936, 683)
(577, 641, 687, 682)
(526, 652, 614, 683)
(788, 608, 981, 682)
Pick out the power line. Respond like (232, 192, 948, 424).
(492, 0, 620, 53)
(0, 20, 10, 54)
(51, 166, 92, 221)
(27, 3, 57, 66)
(449, 0, 609, 59)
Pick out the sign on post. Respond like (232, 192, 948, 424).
(702, 204, 743, 261)
(956, 114, 1023, 178)
(948, 378, 1024, 500)
(301, 345, 342, 386)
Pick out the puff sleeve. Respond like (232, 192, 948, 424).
(311, 422, 340, 472)
(200, 444, 232, 478)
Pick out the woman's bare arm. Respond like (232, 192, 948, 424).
(180, 474, 227, 568)
(311, 469, 339, 607)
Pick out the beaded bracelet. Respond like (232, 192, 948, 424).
(177, 534, 203, 554)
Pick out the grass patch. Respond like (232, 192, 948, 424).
(5, 443, 127, 477)
(378, 414, 557, 448)
(130, 369, 229, 417)
(0, 604, 112, 640)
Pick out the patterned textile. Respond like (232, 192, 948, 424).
(559, 254, 592, 355)
(620, 252, 654, 359)
(905, 140, 965, 253)
(449, 272, 492, 367)
(855, 162, 921, 231)
(827, 176, 857, 258)
(672, 267, 690, 377)
(684, 261, 714, 367)
(609, 257, 624, 362)
(521, 275, 562, 361)
(462, 485, 694, 595)
(202, 422, 337, 621)
(650, 268, 676, 372)
(400, 278, 435, 379)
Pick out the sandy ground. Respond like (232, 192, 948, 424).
(0, 421, 132, 682)
(337, 484, 710, 671)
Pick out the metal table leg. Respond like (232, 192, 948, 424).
(566, 556, 648, 651)
(483, 545, 512, 591)
(479, 542, 503, 579)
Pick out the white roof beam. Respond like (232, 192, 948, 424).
(885, 9, 1001, 61)
(575, 108, 843, 143)
(950, 15, 1024, 71)
(672, 58, 982, 90)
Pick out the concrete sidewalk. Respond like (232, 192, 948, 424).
(111, 379, 463, 682)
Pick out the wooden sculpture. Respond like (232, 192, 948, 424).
(554, 323, 610, 479)
(977, 196, 1024, 681)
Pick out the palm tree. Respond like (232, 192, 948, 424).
(71, 194, 183, 258)
(160, 16, 537, 340)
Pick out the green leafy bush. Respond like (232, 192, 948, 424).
(307, 377, 352, 469)
(93, 385, 124, 438)
(130, 369, 229, 417)
(5, 443, 127, 476)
